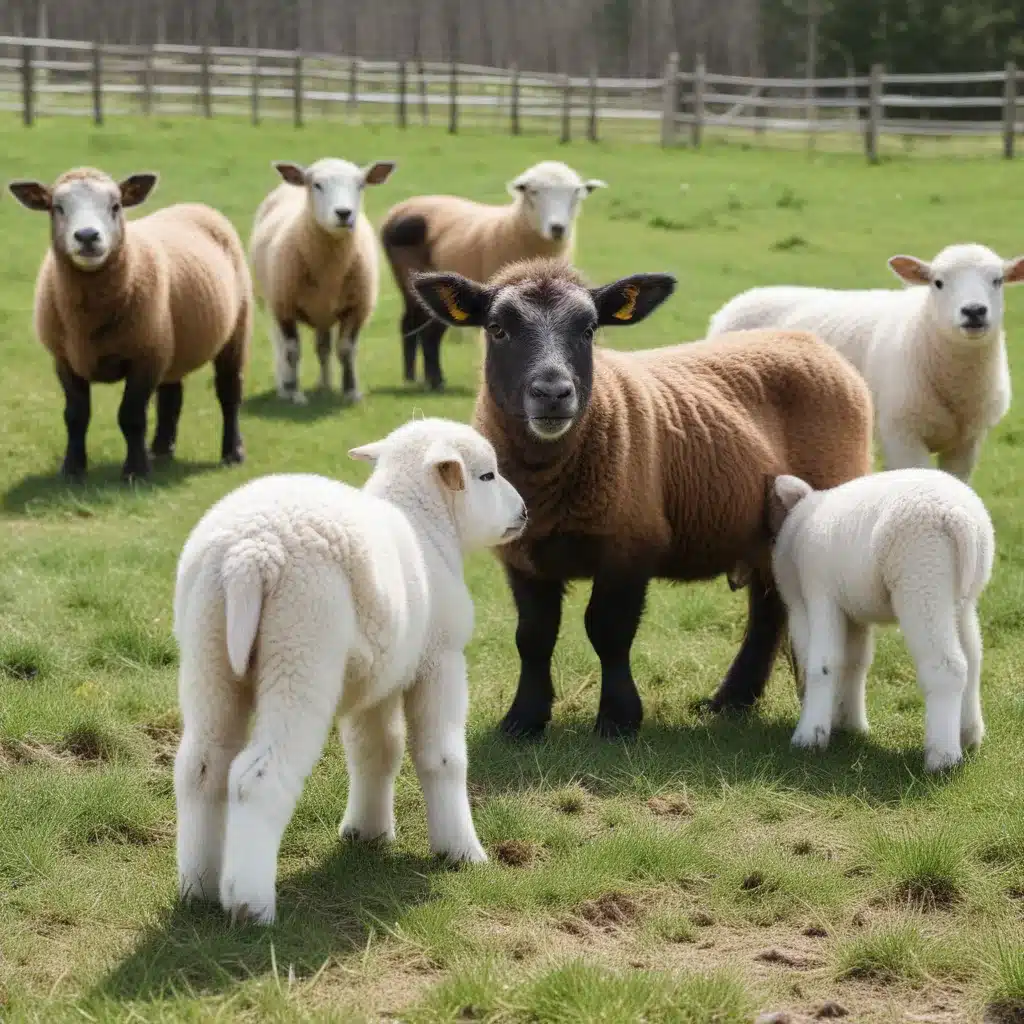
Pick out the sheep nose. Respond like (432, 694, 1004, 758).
(74, 227, 100, 245)
(529, 378, 574, 402)
(549, 223, 566, 240)
(334, 207, 353, 224)
(961, 302, 988, 322)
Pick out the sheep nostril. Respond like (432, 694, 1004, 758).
(549, 224, 565, 240)
(74, 227, 100, 245)
(334, 207, 353, 224)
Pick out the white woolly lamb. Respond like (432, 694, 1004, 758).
(770, 468, 995, 772)
(707, 243, 1023, 482)
(172, 416, 527, 924)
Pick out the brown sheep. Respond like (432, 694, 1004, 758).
(8, 167, 252, 482)
(380, 160, 606, 391)
(410, 257, 874, 738)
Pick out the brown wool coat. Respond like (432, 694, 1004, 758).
(474, 328, 874, 584)
(35, 195, 252, 385)
(382, 194, 571, 295)
(249, 183, 379, 336)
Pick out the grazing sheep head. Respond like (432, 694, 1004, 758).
(888, 243, 1024, 345)
(507, 161, 606, 243)
(8, 167, 158, 271)
(273, 157, 396, 235)
(350, 417, 528, 550)
(411, 258, 676, 443)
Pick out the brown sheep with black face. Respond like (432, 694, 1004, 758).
(410, 257, 874, 739)
(9, 166, 252, 482)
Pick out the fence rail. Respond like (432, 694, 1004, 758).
(1, 36, 1021, 160)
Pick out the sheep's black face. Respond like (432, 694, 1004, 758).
(410, 266, 677, 444)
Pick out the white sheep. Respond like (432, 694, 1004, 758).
(707, 244, 1023, 482)
(173, 416, 527, 924)
(249, 156, 396, 405)
(770, 468, 995, 772)
(380, 160, 607, 391)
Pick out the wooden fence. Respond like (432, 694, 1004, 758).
(1, 35, 1021, 161)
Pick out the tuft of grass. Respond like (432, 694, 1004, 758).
(869, 828, 970, 909)
(835, 923, 930, 983)
(771, 233, 809, 251)
(0, 635, 53, 681)
(86, 618, 178, 671)
(776, 186, 806, 210)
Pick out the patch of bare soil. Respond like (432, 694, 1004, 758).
(493, 840, 538, 867)
(0, 737, 73, 769)
(755, 947, 824, 970)
(578, 892, 640, 930)
(985, 1001, 1024, 1024)
(647, 793, 695, 817)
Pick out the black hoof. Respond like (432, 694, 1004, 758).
(594, 713, 641, 739)
(426, 377, 446, 393)
(500, 707, 550, 740)
(221, 446, 245, 466)
(61, 461, 86, 483)
(121, 455, 151, 482)
(691, 693, 756, 716)
(150, 445, 175, 461)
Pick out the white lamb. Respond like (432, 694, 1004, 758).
(172, 417, 528, 925)
(769, 468, 995, 772)
(707, 244, 1023, 482)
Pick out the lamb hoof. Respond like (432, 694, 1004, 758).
(342, 389, 363, 403)
(961, 723, 985, 749)
(339, 822, 394, 844)
(692, 693, 755, 716)
(220, 878, 275, 926)
(791, 724, 830, 750)
(499, 707, 550, 740)
(924, 748, 963, 773)
(434, 838, 488, 865)
(594, 712, 642, 740)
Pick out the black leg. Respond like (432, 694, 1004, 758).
(56, 362, 90, 481)
(315, 328, 332, 391)
(702, 572, 786, 712)
(421, 319, 448, 392)
(585, 574, 648, 738)
(118, 370, 158, 481)
(151, 381, 183, 459)
(500, 568, 565, 738)
(276, 319, 302, 402)
(214, 347, 245, 465)
(401, 301, 428, 383)
(338, 329, 361, 401)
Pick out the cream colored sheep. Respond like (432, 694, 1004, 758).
(380, 160, 607, 391)
(249, 157, 396, 405)
(8, 167, 252, 481)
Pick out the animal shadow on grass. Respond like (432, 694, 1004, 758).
(243, 387, 358, 422)
(3, 458, 223, 515)
(370, 383, 477, 399)
(93, 843, 440, 1003)
(469, 714, 939, 807)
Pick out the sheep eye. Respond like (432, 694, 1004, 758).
(313, 182, 323, 192)
(582, 326, 596, 343)
(52, 202, 64, 215)
(995, 276, 1004, 287)
(479, 471, 495, 482)
(489, 323, 508, 341)
(111, 202, 121, 215)
(934, 279, 944, 290)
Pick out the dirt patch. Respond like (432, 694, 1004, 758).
(578, 892, 640, 930)
(803, 926, 829, 938)
(494, 840, 537, 867)
(814, 1002, 849, 1019)
(755, 947, 823, 970)
(0, 737, 73, 769)
(984, 1001, 1024, 1024)
(742, 871, 779, 893)
(647, 793, 695, 817)
(691, 909, 715, 927)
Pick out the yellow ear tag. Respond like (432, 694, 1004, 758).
(438, 284, 470, 321)
(612, 285, 639, 321)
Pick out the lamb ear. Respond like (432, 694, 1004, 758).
(592, 273, 677, 327)
(888, 255, 931, 286)
(410, 271, 490, 328)
(582, 178, 607, 195)
(119, 173, 158, 208)
(425, 443, 466, 492)
(507, 174, 530, 197)
(348, 440, 387, 464)
(1003, 255, 1024, 284)
(8, 180, 52, 212)
(274, 161, 308, 187)
(363, 160, 396, 186)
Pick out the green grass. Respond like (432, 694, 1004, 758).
(2, 115, 1024, 1023)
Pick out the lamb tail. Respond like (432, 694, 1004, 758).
(223, 554, 263, 677)
(944, 506, 979, 602)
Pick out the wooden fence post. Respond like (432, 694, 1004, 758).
(418, 58, 428, 124)
(92, 42, 103, 126)
(21, 40, 34, 126)
(865, 62, 883, 164)
(397, 59, 407, 128)
(293, 51, 303, 127)
(560, 73, 571, 143)
(142, 43, 155, 116)
(587, 65, 599, 142)
(448, 59, 458, 133)
(348, 58, 359, 119)
(661, 51, 679, 146)
(251, 52, 260, 125)
(691, 54, 705, 148)
(509, 63, 520, 135)
(1004, 60, 1017, 159)
(200, 44, 212, 118)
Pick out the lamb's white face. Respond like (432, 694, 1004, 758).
(274, 157, 396, 236)
(508, 161, 607, 243)
(889, 243, 1024, 345)
(8, 171, 158, 271)
(350, 420, 528, 552)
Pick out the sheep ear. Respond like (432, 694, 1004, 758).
(592, 273, 677, 327)
(425, 444, 466, 492)
(582, 178, 607, 195)
(274, 161, 308, 187)
(8, 180, 52, 212)
(774, 474, 812, 511)
(348, 440, 386, 465)
(363, 161, 396, 186)
(888, 255, 931, 286)
(1003, 256, 1024, 284)
(119, 173, 158, 208)
(410, 271, 489, 328)
(507, 175, 529, 197)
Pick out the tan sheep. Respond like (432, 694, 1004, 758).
(8, 167, 252, 482)
(380, 160, 607, 391)
(249, 157, 396, 405)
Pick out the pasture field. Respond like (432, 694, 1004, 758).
(2, 116, 1024, 1024)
